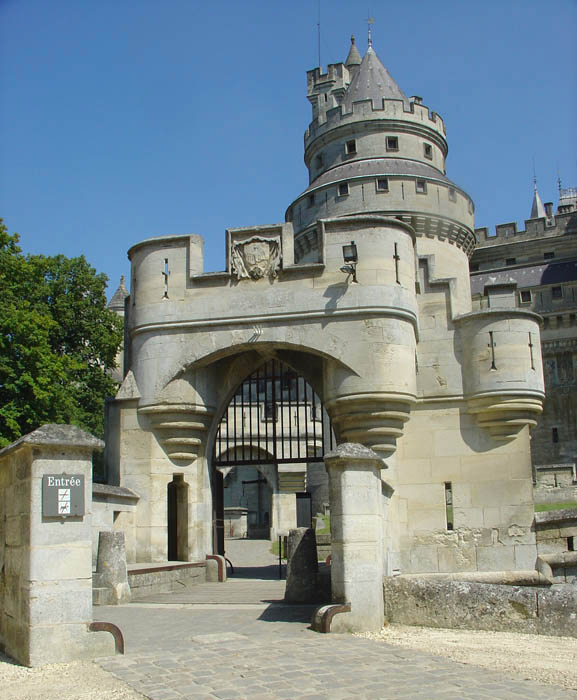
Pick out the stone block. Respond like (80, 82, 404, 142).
(437, 544, 477, 572)
(29, 543, 92, 581)
(398, 459, 431, 484)
(514, 544, 537, 569)
(27, 624, 116, 667)
(482, 507, 502, 528)
(408, 544, 439, 573)
(453, 507, 484, 528)
(430, 456, 462, 482)
(476, 544, 515, 571)
(28, 584, 92, 625)
(407, 507, 446, 532)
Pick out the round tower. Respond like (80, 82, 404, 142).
(286, 38, 476, 270)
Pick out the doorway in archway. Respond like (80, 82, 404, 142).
(211, 358, 334, 573)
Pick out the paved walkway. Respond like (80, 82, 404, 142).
(93, 541, 577, 699)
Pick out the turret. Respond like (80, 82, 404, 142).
(287, 39, 476, 264)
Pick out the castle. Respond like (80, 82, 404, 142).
(105, 37, 547, 584)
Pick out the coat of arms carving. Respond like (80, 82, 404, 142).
(230, 236, 281, 280)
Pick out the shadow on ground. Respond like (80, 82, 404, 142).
(226, 563, 285, 580)
(257, 603, 319, 623)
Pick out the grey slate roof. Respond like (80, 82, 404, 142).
(108, 275, 129, 311)
(531, 183, 546, 219)
(345, 36, 362, 68)
(306, 158, 452, 193)
(342, 45, 409, 111)
(470, 260, 577, 295)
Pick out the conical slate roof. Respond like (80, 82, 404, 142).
(342, 45, 409, 111)
(345, 35, 362, 68)
(108, 275, 129, 312)
(530, 180, 546, 219)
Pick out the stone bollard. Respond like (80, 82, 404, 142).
(95, 531, 131, 604)
(284, 527, 319, 602)
(322, 443, 385, 633)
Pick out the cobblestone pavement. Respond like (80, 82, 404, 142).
(95, 541, 577, 699)
(95, 584, 577, 699)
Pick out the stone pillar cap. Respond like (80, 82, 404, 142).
(324, 442, 384, 465)
(0, 424, 104, 458)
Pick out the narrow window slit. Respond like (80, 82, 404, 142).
(162, 258, 170, 299)
(444, 482, 453, 531)
(489, 331, 497, 370)
(393, 243, 401, 284)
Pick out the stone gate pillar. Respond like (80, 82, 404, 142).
(322, 443, 385, 633)
(0, 425, 119, 666)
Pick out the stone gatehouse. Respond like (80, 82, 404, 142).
(105, 38, 545, 579)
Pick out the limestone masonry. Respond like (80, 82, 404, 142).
(105, 38, 547, 582)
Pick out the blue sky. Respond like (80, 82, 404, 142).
(1, 0, 576, 297)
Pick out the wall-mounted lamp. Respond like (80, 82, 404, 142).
(340, 241, 358, 283)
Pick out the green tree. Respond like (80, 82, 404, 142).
(0, 220, 124, 447)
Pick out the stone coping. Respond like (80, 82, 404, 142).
(92, 483, 140, 501)
(0, 423, 103, 458)
(535, 508, 577, 525)
(128, 561, 206, 575)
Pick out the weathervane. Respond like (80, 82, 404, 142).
(367, 12, 375, 47)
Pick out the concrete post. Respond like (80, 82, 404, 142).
(323, 443, 385, 633)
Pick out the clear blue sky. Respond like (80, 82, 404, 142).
(1, 0, 576, 297)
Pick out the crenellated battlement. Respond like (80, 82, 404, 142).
(306, 62, 350, 95)
(475, 207, 577, 247)
(305, 96, 446, 150)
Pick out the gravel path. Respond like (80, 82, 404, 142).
(0, 651, 145, 700)
(358, 624, 577, 691)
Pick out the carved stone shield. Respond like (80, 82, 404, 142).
(230, 236, 281, 280)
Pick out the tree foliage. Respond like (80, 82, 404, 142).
(0, 220, 124, 447)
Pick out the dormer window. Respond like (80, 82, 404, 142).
(424, 143, 433, 159)
(376, 178, 389, 192)
(345, 140, 357, 155)
(315, 153, 323, 170)
(520, 290, 532, 304)
(416, 179, 427, 194)
(448, 187, 456, 202)
(307, 194, 315, 208)
(386, 136, 399, 151)
(338, 182, 349, 196)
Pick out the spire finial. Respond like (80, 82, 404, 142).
(367, 14, 375, 48)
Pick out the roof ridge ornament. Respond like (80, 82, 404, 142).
(367, 14, 375, 48)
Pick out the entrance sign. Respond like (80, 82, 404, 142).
(42, 474, 85, 517)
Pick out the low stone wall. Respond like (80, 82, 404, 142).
(383, 577, 577, 638)
(127, 562, 206, 600)
(92, 484, 139, 566)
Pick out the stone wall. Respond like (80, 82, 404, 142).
(384, 577, 577, 637)
(127, 562, 206, 600)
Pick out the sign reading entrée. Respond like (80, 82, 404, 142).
(42, 474, 85, 517)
